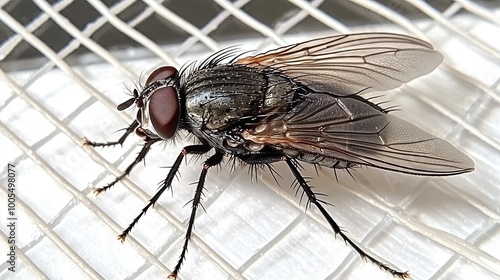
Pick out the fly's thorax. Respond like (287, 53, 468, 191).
(182, 64, 295, 131)
(183, 64, 266, 131)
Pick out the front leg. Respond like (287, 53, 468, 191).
(83, 120, 139, 148)
(92, 136, 160, 195)
(118, 144, 213, 243)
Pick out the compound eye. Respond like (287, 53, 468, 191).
(148, 86, 179, 139)
(146, 66, 178, 85)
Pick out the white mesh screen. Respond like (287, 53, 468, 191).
(0, 1, 499, 279)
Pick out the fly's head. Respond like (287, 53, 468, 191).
(117, 66, 181, 141)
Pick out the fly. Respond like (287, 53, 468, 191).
(83, 32, 474, 279)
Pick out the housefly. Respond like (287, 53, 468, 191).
(83, 33, 474, 279)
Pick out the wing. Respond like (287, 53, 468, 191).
(235, 33, 444, 95)
(242, 93, 474, 175)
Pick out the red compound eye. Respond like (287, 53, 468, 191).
(148, 86, 179, 139)
(146, 66, 178, 85)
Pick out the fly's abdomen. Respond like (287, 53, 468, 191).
(278, 146, 355, 169)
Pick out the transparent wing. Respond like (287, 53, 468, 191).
(242, 93, 474, 175)
(235, 33, 444, 95)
